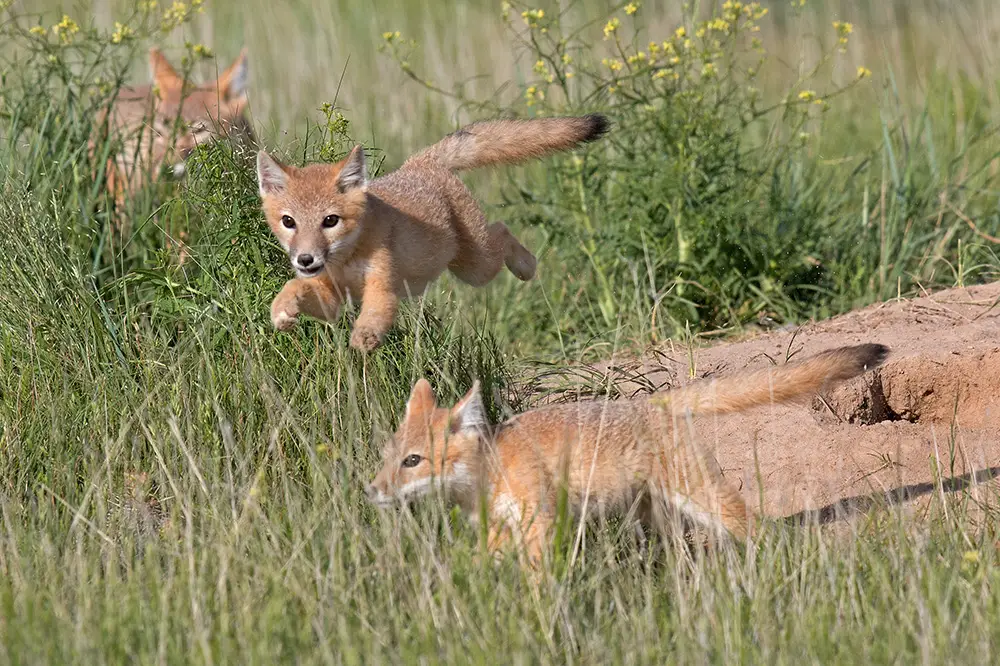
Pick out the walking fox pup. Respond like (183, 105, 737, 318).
(256, 114, 609, 352)
(92, 47, 255, 208)
(366, 343, 889, 565)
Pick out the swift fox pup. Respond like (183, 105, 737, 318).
(92, 48, 255, 207)
(256, 113, 609, 352)
(366, 343, 889, 565)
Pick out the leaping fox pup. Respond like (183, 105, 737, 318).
(366, 343, 889, 565)
(256, 113, 609, 352)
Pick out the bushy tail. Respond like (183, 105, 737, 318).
(405, 114, 609, 172)
(657, 344, 889, 416)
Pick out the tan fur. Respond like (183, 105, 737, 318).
(91, 48, 255, 209)
(366, 344, 889, 566)
(257, 114, 608, 352)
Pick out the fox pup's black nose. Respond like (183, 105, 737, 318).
(297, 254, 315, 268)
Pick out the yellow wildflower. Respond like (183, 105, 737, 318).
(52, 15, 80, 44)
(521, 8, 545, 28)
(29, 26, 47, 37)
(798, 90, 817, 102)
(562, 53, 573, 64)
(857, 66, 872, 79)
(709, 18, 730, 33)
(525, 85, 544, 106)
(601, 57, 623, 72)
(603, 18, 620, 40)
(675, 26, 687, 39)
(833, 21, 853, 35)
(160, 2, 194, 31)
(833, 20, 853, 46)
(624, 2, 639, 15)
(111, 22, 133, 44)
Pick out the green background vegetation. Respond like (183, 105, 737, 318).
(2, 0, 999, 662)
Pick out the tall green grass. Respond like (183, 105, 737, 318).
(2, 0, 1000, 662)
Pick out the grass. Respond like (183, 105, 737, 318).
(2, 0, 1000, 662)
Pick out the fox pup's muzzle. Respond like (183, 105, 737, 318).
(292, 252, 325, 277)
(365, 483, 394, 507)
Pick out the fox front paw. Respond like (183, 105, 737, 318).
(270, 301, 299, 331)
(349, 324, 384, 352)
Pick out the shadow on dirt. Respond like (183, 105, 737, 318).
(784, 466, 1000, 525)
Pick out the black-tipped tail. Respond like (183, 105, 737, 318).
(844, 343, 890, 374)
(580, 113, 611, 143)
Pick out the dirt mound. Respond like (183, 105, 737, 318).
(529, 282, 1000, 524)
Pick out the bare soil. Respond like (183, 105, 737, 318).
(527, 282, 1000, 526)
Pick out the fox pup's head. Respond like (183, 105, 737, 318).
(366, 380, 488, 507)
(256, 147, 369, 278)
(105, 48, 253, 193)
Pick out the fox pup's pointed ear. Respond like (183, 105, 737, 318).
(336, 145, 367, 193)
(450, 381, 487, 435)
(405, 379, 436, 418)
(257, 151, 288, 197)
(149, 48, 183, 97)
(217, 48, 249, 101)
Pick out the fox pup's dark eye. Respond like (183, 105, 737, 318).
(401, 454, 422, 468)
(322, 214, 340, 229)
(281, 215, 296, 229)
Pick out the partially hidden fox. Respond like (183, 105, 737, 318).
(92, 48, 255, 209)
(256, 113, 609, 352)
(366, 343, 889, 565)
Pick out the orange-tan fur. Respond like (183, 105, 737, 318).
(366, 344, 889, 565)
(91, 48, 254, 208)
(256, 114, 609, 352)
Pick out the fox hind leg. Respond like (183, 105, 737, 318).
(449, 221, 536, 286)
(496, 222, 537, 281)
(650, 480, 752, 544)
